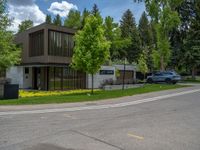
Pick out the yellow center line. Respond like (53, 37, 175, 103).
(127, 133, 144, 140)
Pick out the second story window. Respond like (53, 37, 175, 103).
(48, 30, 74, 57)
(29, 30, 44, 57)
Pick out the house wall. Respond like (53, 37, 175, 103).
(87, 66, 116, 89)
(23, 67, 33, 89)
(6, 66, 23, 88)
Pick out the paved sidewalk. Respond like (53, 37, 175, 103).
(0, 84, 199, 112)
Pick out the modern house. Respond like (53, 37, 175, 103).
(6, 23, 136, 90)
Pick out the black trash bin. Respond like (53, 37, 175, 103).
(4, 84, 19, 99)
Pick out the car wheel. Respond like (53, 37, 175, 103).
(165, 78, 172, 84)
(147, 78, 153, 84)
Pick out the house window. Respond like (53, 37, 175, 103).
(99, 70, 114, 75)
(29, 30, 44, 57)
(25, 68, 29, 74)
(48, 30, 74, 57)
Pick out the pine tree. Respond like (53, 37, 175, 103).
(91, 4, 100, 17)
(81, 8, 90, 28)
(183, 1, 200, 79)
(46, 15, 52, 24)
(138, 11, 153, 71)
(120, 9, 141, 63)
(64, 10, 81, 29)
(53, 14, 62, 26)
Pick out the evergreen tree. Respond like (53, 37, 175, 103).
(170, 0, 195, 70)
(120, 9, 141, 63)
(53, 14, 62, 26)
(138, 12, 154, 71)
(81, 8, 90, 28)
(64, 10, 81, 29)
(183, 1, 200, 79)
(18, 20, 33, 33)
(104, 16, 131, 60)
(91, 4, 100, 17)
(45, 15, 52, 24)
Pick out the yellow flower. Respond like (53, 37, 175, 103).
(19, 89, 100, 98)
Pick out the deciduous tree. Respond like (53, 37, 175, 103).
(0, 0, 20, 73)
(72, 15, 110, 93)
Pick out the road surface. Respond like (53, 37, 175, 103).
(0, 85, 200, 150)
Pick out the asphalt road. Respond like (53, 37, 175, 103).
(0, 85, 200, 150)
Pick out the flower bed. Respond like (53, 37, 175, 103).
(19, 89, 100, 98)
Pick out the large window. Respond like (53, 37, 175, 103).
(48, 66, 86, 90)
(48, 30, 74, 57)
(29, 30, 44, 57)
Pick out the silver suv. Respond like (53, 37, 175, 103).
(147, 71, 181, 84)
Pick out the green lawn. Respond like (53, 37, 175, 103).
(182, 76, 200, 83)
(0, 84, 188, 105)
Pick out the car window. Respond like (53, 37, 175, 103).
(154, 73, 162, 76)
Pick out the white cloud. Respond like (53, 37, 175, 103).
(7, 1, 45, 32)
(48, 1, 78, 17)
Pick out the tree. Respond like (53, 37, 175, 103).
(138, 12, 154, 71)
(64, 10, 81, 29)
(91, 4, 100, 17)
(144, 0, 183, 71)
(46, 15, 52, 24)
(183, 1, 200, 79)
(0, 0, 20, 73)
(18, 20, 33, 33)
(138, 50, 148, 80)
(103, 16, 131, 61)
(72, 15, 111, 93)
(120, 9, 141, 63)
(81, 8, 90, 28)
(53, 14, 62, 26)
(170, 0, 196, 70)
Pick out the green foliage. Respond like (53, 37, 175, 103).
(53, 14, 62, 26)
(138, 12, 154, 71)
(64, 10, 82, 29)
(72, 15, 111, 92)
(120, 9, 142, 63)
(18, 20, 33, 33)
(144, 0, 183, 70)
(183, 2, 200, 70)
(45, 15, 52, 24)
(92, 4, 100, 17)
(120, 9, 136, 38)
(103, 16, 131, 60)
(0, 0, 20, 71)
(81, 8, 90, 28)
(138, 50, 148, 76)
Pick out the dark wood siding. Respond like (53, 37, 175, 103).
(29, 30, 44, 57)
(48, 30, 74, 57)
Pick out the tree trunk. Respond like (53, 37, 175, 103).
(122, 58, 126, 90)
(91, 74, 94, 94)
(160, 56, 165, 71)
(192, 67, 196, 80)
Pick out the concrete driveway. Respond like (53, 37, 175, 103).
(0, 85, 200, 150)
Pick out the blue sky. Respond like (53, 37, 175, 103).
(7, 0, 145, 31)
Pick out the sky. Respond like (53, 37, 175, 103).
(7, 0, 145, 32)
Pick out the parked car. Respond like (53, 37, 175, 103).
(147, 71, 181, 84)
